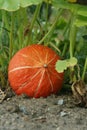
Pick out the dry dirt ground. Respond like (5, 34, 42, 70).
(0, 90, 87, 130)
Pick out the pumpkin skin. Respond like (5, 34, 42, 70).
(8, 44, 64, 98)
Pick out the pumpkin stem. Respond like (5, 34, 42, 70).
(43, 64, 48, 68)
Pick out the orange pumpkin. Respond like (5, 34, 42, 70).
(8, 44, 64, 98)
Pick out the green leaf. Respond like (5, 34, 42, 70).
(0, 0, 43, 11)
(52, 0, 87, 17)
(75, 15, 87, 27)
(55, 57, 77, 72)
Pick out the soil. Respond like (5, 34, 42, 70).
(0, 90, 87, 130)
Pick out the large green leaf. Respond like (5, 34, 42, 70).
(55, 57, 77, 72)
(52, 0, 87, 17)
(0, 0, 43, 11)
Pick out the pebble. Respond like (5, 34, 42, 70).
(60, 111, 67, 117)
(58, 99, 64, 105)
(56, 127, 60, 130)
(19, 105, 29, 115)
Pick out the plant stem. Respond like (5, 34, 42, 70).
(0, 70, 6, 87)
(9, 12, 14, 60)
(62, 41, 68, 57)
(45, 2, 49, 34)
(18, 8, 26, 48)
(27, 4, 41, 45)
(2, 11, 10, 31)
(0, 11, 9, 49)
(69, 15, 77, 58)
(60, 15, 71, 56)
(69, 12, 77, 82)
(82, 57, 87, 81)
(38, 9, 63, 45)
(0, 13, 3, 49)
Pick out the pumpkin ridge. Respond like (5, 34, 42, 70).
(30, 68, 42, 80)
(34, 69, 45, 96)
(21, 68, 42, 87)
(46, 69, 54, 92)
(9, 66, 41, 73)
(49, 68, 62, 80)
(15, 68, 43, 93)
(48, 55, 57, 65)
(44, 52, 49, 63)
(32, 47, 43, 63)
(20, 53, 41, 64)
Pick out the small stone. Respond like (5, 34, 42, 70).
(60, 111, 67, 117)
(58, 99, 64, 105)
(19, 106, 29, 115)
(6, 98, 11, 101)
(56, 127, 60, 130)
